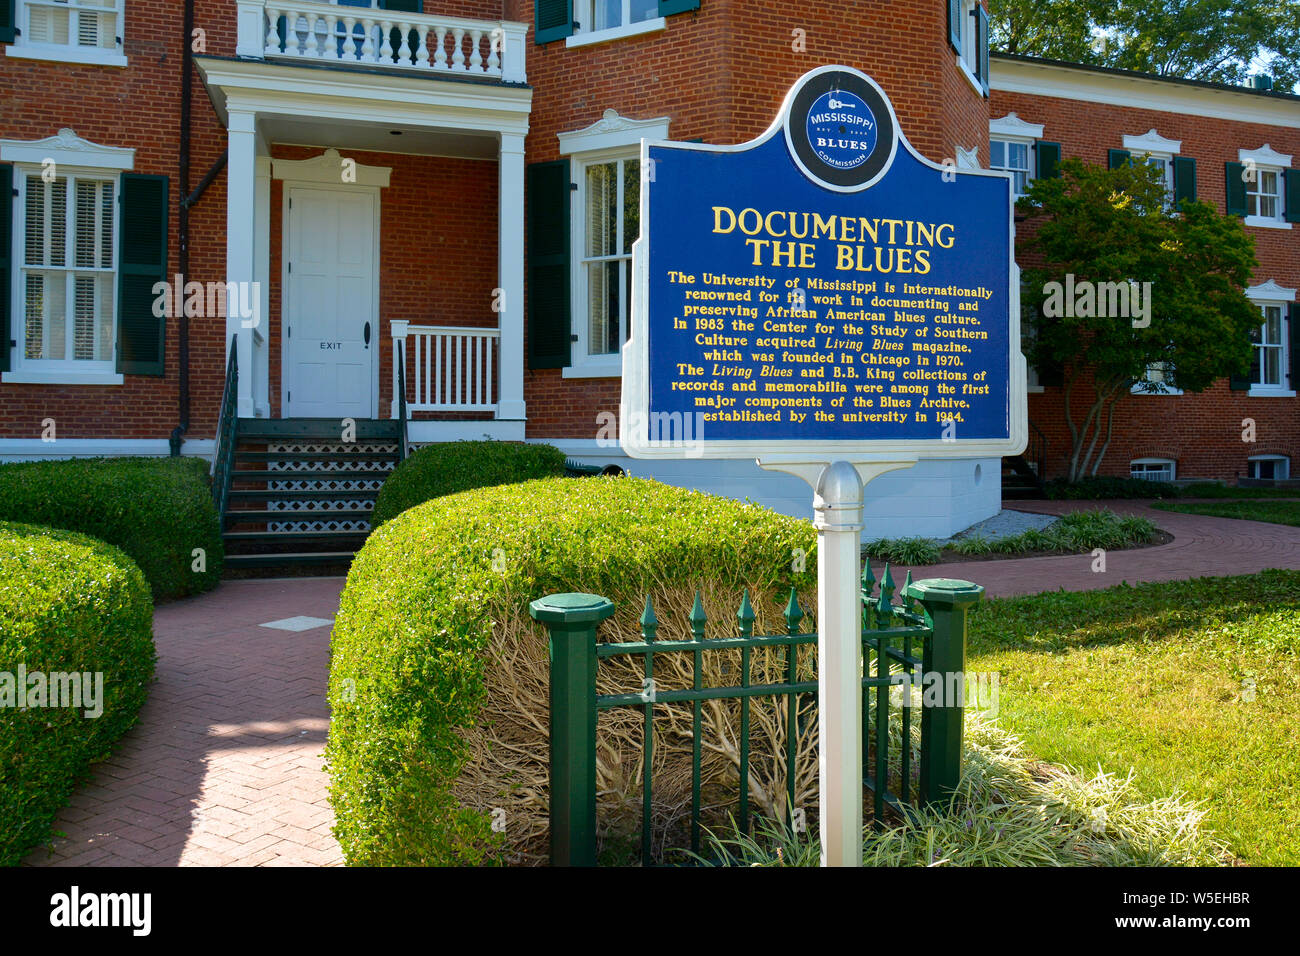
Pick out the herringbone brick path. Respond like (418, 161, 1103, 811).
(24, 577, 346, 867)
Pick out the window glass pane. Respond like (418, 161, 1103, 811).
(1007, 142, 1028, 170)
(587, 259, 620, 355)
(631, 0, 659, 23)
(25, 273, 67, 360)
(988, 140, 1004, 168)
(622, 158, 640, 255)
(594, 0, 620, 30)
(585, 162, 617, 258)
(1265, 306, 1282, 345)
(1264, 346, 1282, 385)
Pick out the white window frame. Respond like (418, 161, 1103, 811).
(1, 129, 134, 386)
(558, 110, 669, 378)
(955, 0, 982, 95)
(1240, 145, 1292, 230)
(567, 0, 666, 48)
(1245, 280, 1296, 397)
(1123, 129, 1180, 208)
(1248, 454, 1289, 481)
(6, 0, 129, 68)
(1130, 458, 1176, 481)
(989, 114, 1044, 200)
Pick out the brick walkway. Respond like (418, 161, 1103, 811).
(24, 577, 345, 867)
(21, 499, 1300, 867)
(916, 499, 1300, 598)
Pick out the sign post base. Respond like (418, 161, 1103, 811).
(758, 456, 917, 867)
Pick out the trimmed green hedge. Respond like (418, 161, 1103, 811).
(0, 521, 156, 865)
(370, 441, 567, 526)
(0, 457, 222, 601)
(327, 477, 816, 865)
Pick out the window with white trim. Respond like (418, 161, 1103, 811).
(1248, 168, 1283, 222)
(574, 0, 660, 37)
(10, 0, 127, 66)
(1131, 458, 1175, 481)
(16, 169, 117, 369)
(1250, 302, 1287, 389)
(989, 140, 1033, 198)
(1248, 455, 1289, 481)
(1136, 361, 1181, 394)
(576, 153, 640, 362)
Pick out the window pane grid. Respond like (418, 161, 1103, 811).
(581, 157, 640, 359)
(1253, 304, 1286, 388)
(19, 172, 116, 364)
(1248, 170, 1281, 219)
(26, 0, 118, 50)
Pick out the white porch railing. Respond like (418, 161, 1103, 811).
(235, 0, 527, 83)
(391, 320, 499, 414)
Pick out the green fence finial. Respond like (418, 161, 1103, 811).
(689, 591, 708, 640)
(783, 586, 804, 634)
(640, 594, 658, 641)
(737, 588, 755, 635)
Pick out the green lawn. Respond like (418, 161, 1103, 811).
(967, 571, 1300, 865)
(1152, 499, 1300, 527)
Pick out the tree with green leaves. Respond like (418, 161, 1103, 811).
(990, 0, 1300, 91)
(1018, 158, 1260, 481)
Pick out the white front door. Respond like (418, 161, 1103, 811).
(284, 186, 377, 419)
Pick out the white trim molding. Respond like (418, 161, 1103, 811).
(272, 148, 392, 188)
(989, 112, 1043, 140)
(0, 439, 216, 462)
(1246, 279, 1297, 302)
(567, 16, 666, 48)
(1122, 128, 1182, 156)
(1239, 143, 1293, 168)
(559, 109, 671, 156)
(991, 56, 1300, 129)
(0, 127, 134, 170)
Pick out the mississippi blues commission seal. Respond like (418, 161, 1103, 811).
(785, 67, 898, 191)
(806, 90, 877, 170)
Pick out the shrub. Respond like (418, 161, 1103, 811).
(864, 536, 942, 566)
(0, 457, 222, 601)
(370, 440, 567, 526)
(327, 477, 817, 865)
(0, 521, 156, 865)
(1044, 476, 1178, 500)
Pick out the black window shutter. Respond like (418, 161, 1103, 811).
(1108, 149, 1130, 170)
(658, 0, 700, 14)
(0, 0, 14, 44)
(975, 4, 990, 96)
(1286, 169, 1300, 224)
(1290, 304, 1299, 391)
(947, 0, 961, 52)
(1173, 156, 1197, 205)
(526, 160, 571, 370)
(1035, 141, 1061, 180)
(535, 0, 573, 44)
(116, 173, 169, 377)
(1228, 373, 1252, 391)
(1225, 162, 1248, 216)
(0, 164, 11, 374)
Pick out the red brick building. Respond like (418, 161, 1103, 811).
(1, 2, 1295, 544)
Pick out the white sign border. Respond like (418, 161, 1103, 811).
(620, 65, 1028, 461)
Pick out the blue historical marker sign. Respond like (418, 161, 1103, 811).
(621, 65, 1027, 460)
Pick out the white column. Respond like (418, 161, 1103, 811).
(813, 461, 864, 868)
(226, 108, 258, 418)
(499, 21, 528, 84)
(235, 0, 267, 58)
(253, 154, 272, 418)
(390, 320, 409, 418)
(496, 132, 527, 422)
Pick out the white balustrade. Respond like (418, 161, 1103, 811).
(391, 321, 500, 415)
(241, 0, 527, 82)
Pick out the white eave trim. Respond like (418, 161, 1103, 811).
(1239, 143, 1293, 168)
(559, 109, 671, 155)
(991, 57, 1300, 129)
(1123, 128, 1181, 156)
(194, 56, 532, 135)
(272, 149, 391, 187)
(989, 112, 1044, 140)
(0, 128, 134, 170)
(1246, 279, 1297, 302)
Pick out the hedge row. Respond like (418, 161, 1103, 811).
(0, 521, 156, 865)
(327, 477, 817, 865)
(370, 441, 567, 526)
(0, 457, 222, 601)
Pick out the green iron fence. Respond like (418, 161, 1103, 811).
(530, 564, 983, 867)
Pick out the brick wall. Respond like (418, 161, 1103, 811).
(991, 85, 1300, 480)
